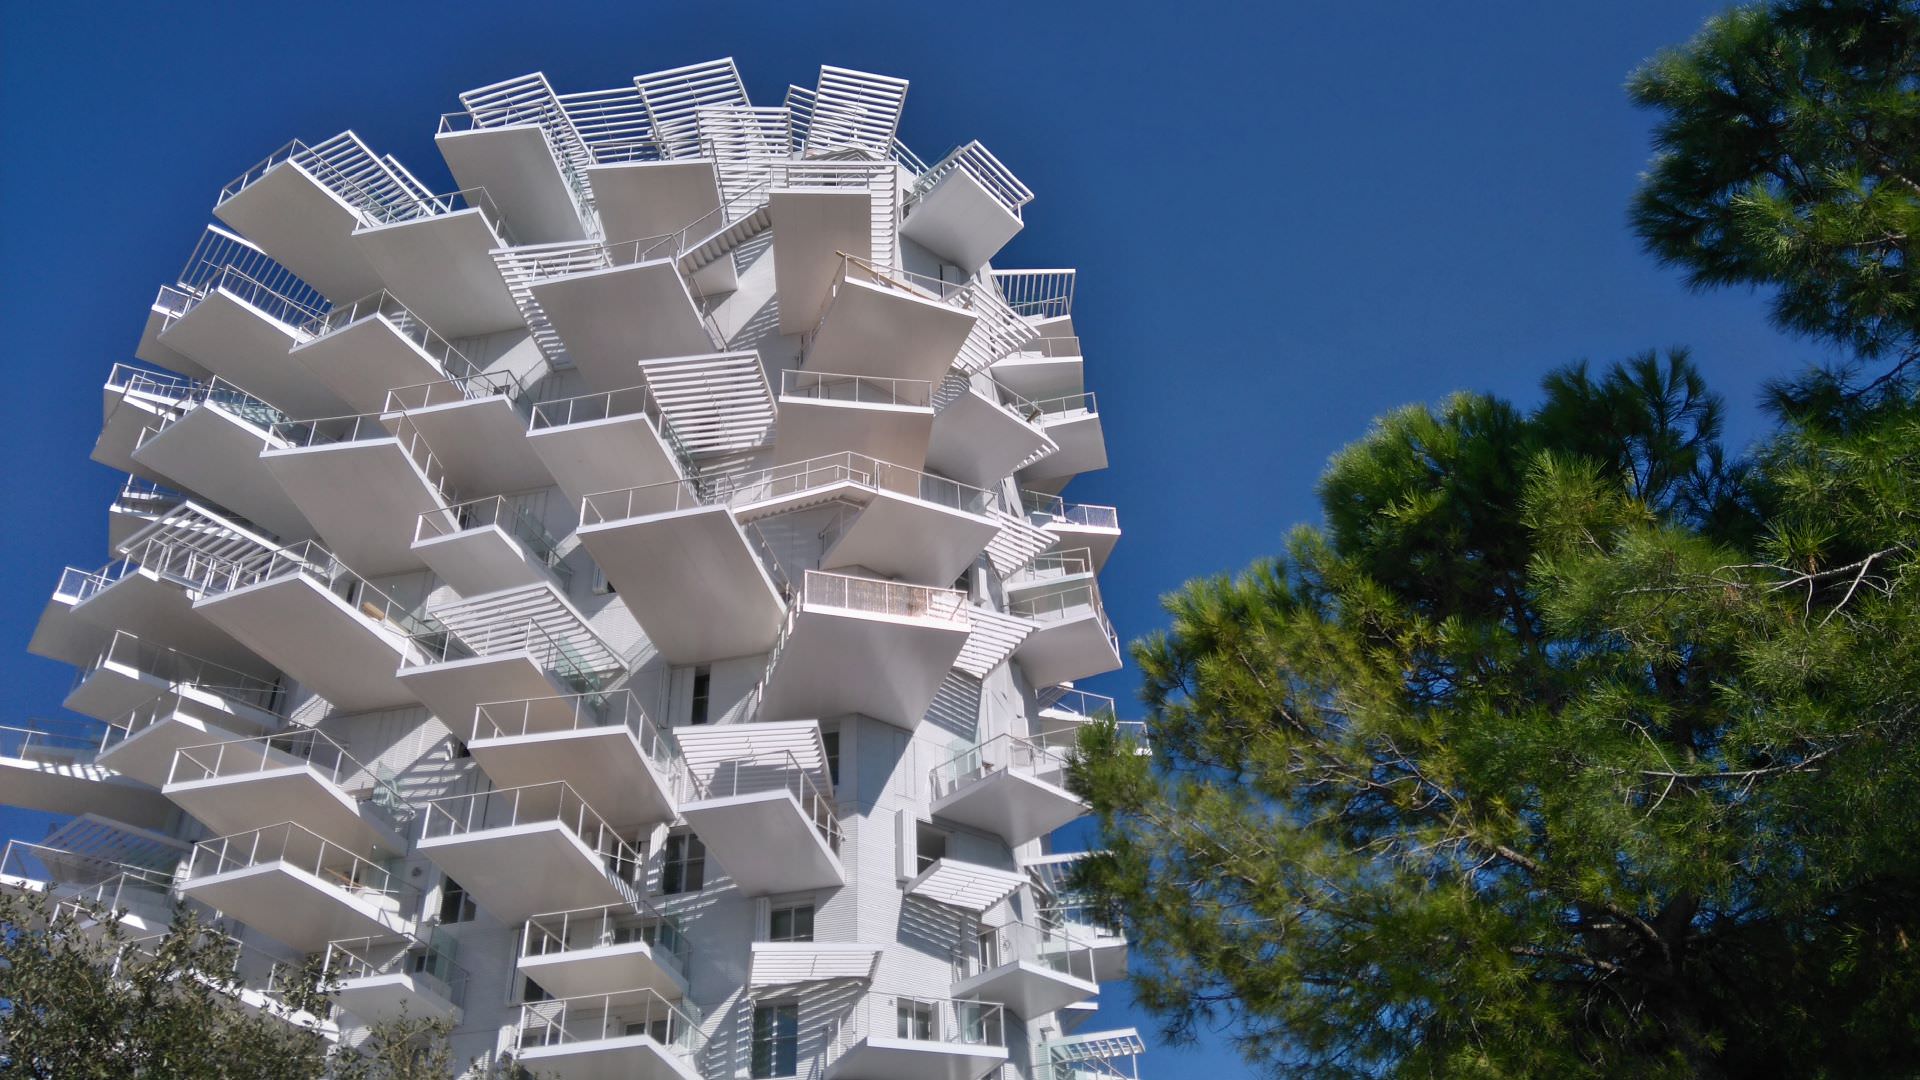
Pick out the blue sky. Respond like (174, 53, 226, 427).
(0, 1, 1833, 1075)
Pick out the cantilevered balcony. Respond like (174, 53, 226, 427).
(417, 782, 642, 923)
(1009, 583, 1123, 688)
(951, 920, 1099, 1020)
(1016, 393, 1108, 492)
(1040, 1028, 1145, 1080)
(156, 257, 346, 419)
(769, 160, 898, 333)
(1032, 687, 1118, 746)
(526, 244, 718, 391)
(192, 542, 431, 711)
(512, 987, 705, 1080)
(1004, 548, 1098, 598)
(991, 269, 1077, 333)
(1021, 491, 1121, 571)
(437, 83, 594, 245)
(64, 629, 282, 726)
(676, 723, 844, 895)
(585, 158, 721, 270)
(802, 256, 979, 385)
(108, 477, 184, 552)
(262, 412, 463, 576)
(128, 381, 311, 540)
(925, 376, 1060, 489)
(324, 935, 468, 1025)
(575, 479, 788, 664)
(468, 690, 679, 827)
(97, 686, 285, 788)
(349, 188, 524, 337)
(34, 854, 180, 939)
(95, 364, 198, 482)
(178, 822, 416, 952)
(414, 495, 571, 597)
(824, 994, 1009, 1080)
(384, 374, 552, 495)
(518, 900, 690, 999)
(758, 571, 971, 728)
(776, 370, 935, 470)
(164, 729, 411, 855)
(1023, 852, 1133, 985)
(0, 721, 173, 828)
(900, 141, 1032, 272)
(289, 291, 485, 415)
(991, 335, 1084, 404)
(929, 733, 1087, 848)
(526, 386, 694, 505)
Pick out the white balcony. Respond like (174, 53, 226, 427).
(900, 142, 1031, 273)
(1041, 1028, 1145, 1080)
(526, 386, 693, 505)
(135, 286, 211, 379)
(1022, 491, 1121, 571)
(585, 157, 721, 258)
(1004, 547, 1098, 598)
(288, 291, 482, 415)
(384, 374, 552, 495)
(416, 782, 642, 923)
(64, 629, 282, 726)
(11, 845, 179, 938)
(512, 988, 705, 1080)
(469, 690, 678, 828)
(349, 188, 524, 337)
(925, 377, 1059, 489)
(109, 477, 184, 552)
(413, 495, 571, 597)
(324, 935, 468, 1025)
(191, 542, 428, 711)
(769, 161, 896, 333)
(95, 364, 194, 482)
(212, 138, 398, 302)
(1010, 583, 1123, 688)
(825, 995, 1009, 1080)
(675, 723, 844, 896)
(950, 920, 1099, 1020)
(992, 335, 1084, 404)
(802, 257, 979, 384)
(163, 729, 410, 855)
(128, 384, 311, 541)
(1033, 687, 1119, 745)
(517, 901, 690, 999)
(1017, 393, 1108, 492)
(97, 687, 284, 788)
(527, 252, 716, 392)
(262, 412, 462, 576)
(776, 370, 935, 470)
(54, 539, 275, 676)
(178, 822, 416, 953)
(759, 571, 971, 728)
(575, 480, 787, 664)
(0, 722, 174, 829)
(929, 734, 1087, 847)
(436, 108, 591, 245)
(156, 264, 345, 419)
(1042, 901, 1130, 985)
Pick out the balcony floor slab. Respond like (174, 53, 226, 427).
(518, 940, 688, 1001)
(291, 316, 453, 416)
(804, 276, 977, 385)
(157, 290, 344, 418)
(395, 395, 551, 494)
(470, 726, 676, 829)
(213, 162, 385, 303)
(527, 411, 684, 506)
(262, 440, 448, 577)
(820, 492, 999, 588)
(351, 210, 522, 338)
(529, 260, 714, 393)
(677, 789, 845, 896)
(769, 189, 876, 335)
(574, 506, 784, 664)
(516, 1035, 701, 1080)
(132, 406, 313, 541)
(931, 767, 1087, 848)
(758, 605, 969, 727)
(436, 126, 588, 246)
(417, 823, 633, 924)
(178, 862, 411, 953)
(899, 167, 1023, 273)
(774, 395, 934, 472)
(192, 574, 416, 711)
(826, 1038, 1008, 1080)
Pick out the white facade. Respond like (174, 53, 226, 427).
(8, 59, 1143, 1080)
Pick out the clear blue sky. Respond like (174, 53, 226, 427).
(0, 1, 1831, 1075)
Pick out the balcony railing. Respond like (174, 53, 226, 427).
(323, 935, 469, 1010)
(176, 264, 329, 335)
(1037, 686, 1116, 721)
(912, 141, 1033, 218)
(685, 748, 842, 855)
(407, 618, 612, 695)
(1028, 392, 1098, 425)
(101, 687, 288, 756)
(383, 369, 535, 416)
(520, 900, 689, 978)
(515, 987, 705, 1061)
(79, 630, 285, 715)
(418, 781, 642, 892)
(194, 539, 443, 641)
(956, 919, 1097, 984)
(173, 226, 330, 329)
(107, 362, 201, 405)
(184, 822, 412, 910)
(299, 291, 481, 383)
(414, 494, 572, 589)
(1008, 583, 1118, 652)
(166, 728, 412, 832)
(827, 994, 1006, 1059)
(216, 136, 422, 223)
(473, 689, 678, 777)
(527, 384, 698, 475)
(129, 376, 291, 437)
(51, 866, 178, 927)
(0, 718, 105, 766)
(991, 269, 1075, 320)
(1011, 548, 1096, 589)
(779, 369, 933, 409)
(0, 839, 175, 896)
(801, 570, 969, 627)
(1020, 491, 1119, 531)
(929, 732, 1073, 803)
(361, 185, 516, 246)
(268, 411, 461, 507)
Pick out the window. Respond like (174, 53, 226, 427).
(689, 666, 712, 725)
(897, 999, 934, 1040)
(915, 823, 948, 875)
(661, 833, 706, 895)
(769, 903, 814, 942)
(448, 737, 470, 760)
(821, 728, 840, 787)
(591, 566, 616, 595)
(521, 976, 551, 1003)
(751, 1002, 799, 1077)
(437, 878, 476, 924)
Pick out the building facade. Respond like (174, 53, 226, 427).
(4, 59, 1142, 1080)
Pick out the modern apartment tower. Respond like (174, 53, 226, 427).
(5, 60, 1142, 1080)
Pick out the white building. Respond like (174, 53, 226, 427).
(6, 59, 1143, 1080)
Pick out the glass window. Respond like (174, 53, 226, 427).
(661, 833, 706, 895)
(897, 999, 934, 1040)
(751, 1002, 799, 1077)
(437, 878, 476, 924)
(689, 666, 712, 725)
(822, 729, 840, 787)
(769, 903, 814, 942)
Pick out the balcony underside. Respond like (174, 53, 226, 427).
(1021, 414, 1107, 488)
(770, 189, 875, 335)
(518, 940, 688, 1000)
(516, 1035, 701, 1080)
(351, 210, 523, 337)
(826, 1038, 1008, 1080)
(773, 395, 933, 471)
(157, 290, 344, 418)
(395, 395, 551, 494)
(98, 709, 251, 789)
(435, 126, 588, 245)
(414, 525, 556, 597)
(1074, 935, 1128, 985)
(991, 351, 1082, 404)
(900, 168, 1023, 272)
(529, 260, 713, 392)
(952, 959, 1099, 1021)
(178, 862, 410, 953)
(262, 440, 447, 577)
(527, 411, 684, 505)
(574, 507, 784, 664)
(137, 302, 211, 380)
(470, 726, 676, 828)
(821, 492, 999, 588)
(1013, 615, 1123, 689)
(0, 755, 173, 828)
(397, 653, 576, 749)
(677, 789, 845, 896)
(64, 657, 172, 723)
(165, 766, 404, 855)
(193, 575, 416, 711)
(132, 407, 313, 541)
(333, 972, 462, 1026)
(758, 606, 969, 727)
(1041, 522, 1120, 572)
(70, 572, 269, 677)
(291, 316, 454, 415)
(931, 768, 1087, 848)
(28, 596, 104, 667)
(804, 277, 977, 385)
(417, 824, 632, 924)
(586, 160, 720, 261)
(94, 393, 176, 482)
(925, 391, 1054, 489)
(213, 162, 384, 303)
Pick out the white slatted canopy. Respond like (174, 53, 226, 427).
(907, 857, 1026, 913)
(952, 609, 1035, 679)
(637, 352, 776, 457)
(748, 941, 881, 987)
(673, 720, 828, 788)
(635, 59, 750, 160)
(806, 66, 909, 156)
(425, 582, 625, 675)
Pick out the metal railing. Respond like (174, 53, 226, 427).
(684, 748, 841, 854)
(194, 539, 442, 641)
(419, 782, 642, 892)
(173, 226, 330, 327)
(1036, 686, 1118, 721)
(107, 362, 201, 405)
(1012, 548, 1096, 589)
(1020, 491, 1120, 530)
(300, 291, 480, 383)
(1008, 583, 1119, 652)
(1039, 898, 1129, 944)
(101, 687, 287, 756)
(957, 919, 1097, 984)
(50, 866, 178, 927)
(472, 689, 678, 778)
(929, 732, 1075, 802)
(323, 935, 469, 1009)
(166, 728, 412, 832)
(779, 369, 932, 409)
(515, 987, 705, 1061)
(407, 618, 611, 695)
(801, 570, 969, 627)
(384, 369, 534, 416)
(177, 264, 329, 334)
(130, 377, 291, 441)
(0, 839, 176, 894)
(217, 136, 419, 222)
(992, 269, 1076, 320)
(268, 411, 461, 508)
(1028, 392, 1099, 424)
(826, 995, 1005, 1063)
(0, 719, 105, 766)
(54, 564, 121, 605)
(414, 494, 571, 589)
(184, 822, 412, 912)
(361, 185, 515, 245)
(79, 630, 284, 715)
(526, 383, 697, 474)
(913, 141, 1033, 216)
(520, 901, 689, 978)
